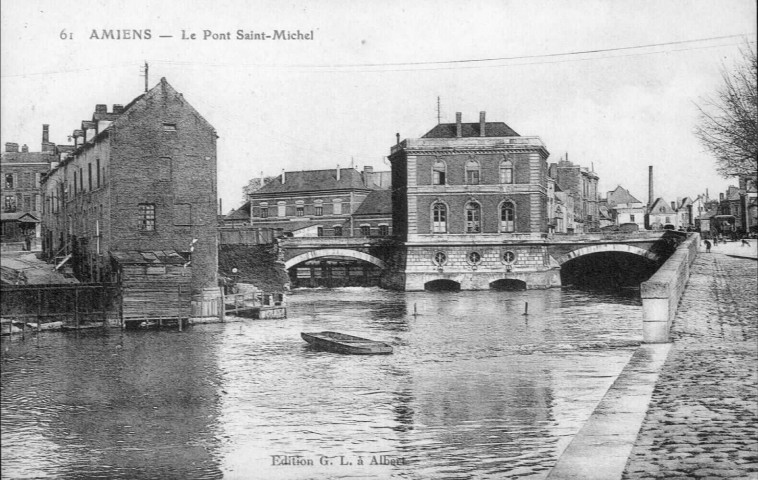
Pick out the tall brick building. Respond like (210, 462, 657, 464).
(388, 112, 556, 290)
(41, 78, 219, 317)
(548, 157, 600, 232)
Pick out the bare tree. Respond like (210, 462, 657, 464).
(695, 45, 758, 180)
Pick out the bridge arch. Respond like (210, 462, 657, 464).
(556, 244, 660, 265)
(284, 248, 387, 270)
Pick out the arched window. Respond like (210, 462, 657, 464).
(499, 159, 513, 184)
(465, 160, 480, 185)
(432, 203, 447, 233)
(465, 202, 481, 233)
(432, 160, 446, 185)
(500, 201, 515, 232)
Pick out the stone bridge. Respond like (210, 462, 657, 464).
(278, 231, 687, 290)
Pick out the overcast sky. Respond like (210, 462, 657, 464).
(2, 0, 756, 213)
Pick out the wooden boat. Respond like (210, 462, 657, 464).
(301, 331, 393, 355)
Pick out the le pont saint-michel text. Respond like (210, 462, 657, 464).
(62, 29, 316, 41)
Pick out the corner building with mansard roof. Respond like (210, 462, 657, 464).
(387, 112, 559, 291)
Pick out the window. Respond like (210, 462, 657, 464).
(73, 172, 77, 194)
(659, 207, 665, 213)
(665, 216, 670, 223)
(465, 160, 480, 185)
(334, 225, 343, 237)
(4, 174, 13, 189)
(79, 168, 83, 192)
(503, 251, 516, 264)
(88, 163, 92, 191)
(501, 202, 515, 232)
(630, 214, 636, 222)
(465, 202, 481, 233)
(468, 251, 482, 265)
(333, 199, 342, 215)
(4, 196, 15, 212)
(317, 226, 324, 237)
(277, 202, 286, 217)
(432, 160, 446, 185)
(500, 160, 514, 184)
(96, 159, 101, 188)
(260, 207, 268, 218)
(378, 225, 389, 236)
(432, 203, 447, 233)
(35, 173, 41, 188)
(314, 206, 323, 216)
(163, 123, 177, 132)
(360, 225, 371, 236)
(433, 251, 447, 266)
(138, 203, 156, 231)
(296, 206, 304, 216)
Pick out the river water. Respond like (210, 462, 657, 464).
(1, 287, 643, 479)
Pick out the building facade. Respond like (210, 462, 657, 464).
(388, 111, 558, 290)
(1, 126, 58, 247)
(41, 78, 219, 315)
(606, 185, 646, 229)
(548, 157, 600, 232)
(245, 166, 391, 237)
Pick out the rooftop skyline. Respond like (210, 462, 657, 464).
(2, 0, 756, 213)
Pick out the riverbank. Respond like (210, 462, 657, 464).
(622, 252, 758, 478)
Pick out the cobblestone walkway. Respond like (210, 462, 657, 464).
(623, 253, 758, 479)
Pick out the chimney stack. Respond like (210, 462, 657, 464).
(5, 142, 18, 153)
(670, 201, 676, 211)
(363, 166, 374, 186)
(396, 133, 400, 145)
(336, 165, 341, 181)
(281, 169, 286, 184)
(95, 104, 107, 114)
(21, 144, 28, 153)
(479, 111, 486, 137)
(112, 104, 124, 114)
(456, 112, 462, 137)
(648, 166, 654, 210)
(42, 124, 49, 144)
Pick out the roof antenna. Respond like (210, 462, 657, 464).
(437, 96, 441, 124)
(141, 61, 149, 93)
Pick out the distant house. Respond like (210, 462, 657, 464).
(1, 126, 59, 249)
(646, 198, 677, 229)
(606, 185, 646, 230)
(243, 166, 391, 238)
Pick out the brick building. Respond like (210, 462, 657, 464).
(548, 157, 600, 232)
(242, 166, 391, 237)
(1, 126, 58, 248)
(40, 78, 219, 318)
(388, 111, 557, 290)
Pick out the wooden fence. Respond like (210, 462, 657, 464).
(0, 283, 120, 328)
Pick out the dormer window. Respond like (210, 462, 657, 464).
(163, 123, 177, 132)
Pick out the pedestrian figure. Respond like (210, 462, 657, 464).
(704, 239, 711, 253)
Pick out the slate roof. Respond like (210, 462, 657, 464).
(110, 250, 187, 265)
(648, 198, 676, 214)
(0, 151, 55, 164)
(422, 122, 520, 138)
(225, 203, 251, 221)
(254, 168, 378, 194)
(353, 190, 392, 216)
(1, 212, 40, 222)
(607, 185, 642, 206)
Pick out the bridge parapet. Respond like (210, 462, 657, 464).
(640, 233, 700, 343)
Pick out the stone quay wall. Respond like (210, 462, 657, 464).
(640, 233, 700, 343)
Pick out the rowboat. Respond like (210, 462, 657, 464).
(301, 331, 393, 355)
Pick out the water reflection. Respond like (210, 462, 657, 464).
(2, 286, 641, 479)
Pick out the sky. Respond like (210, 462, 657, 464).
(2, 0, 756, 213)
